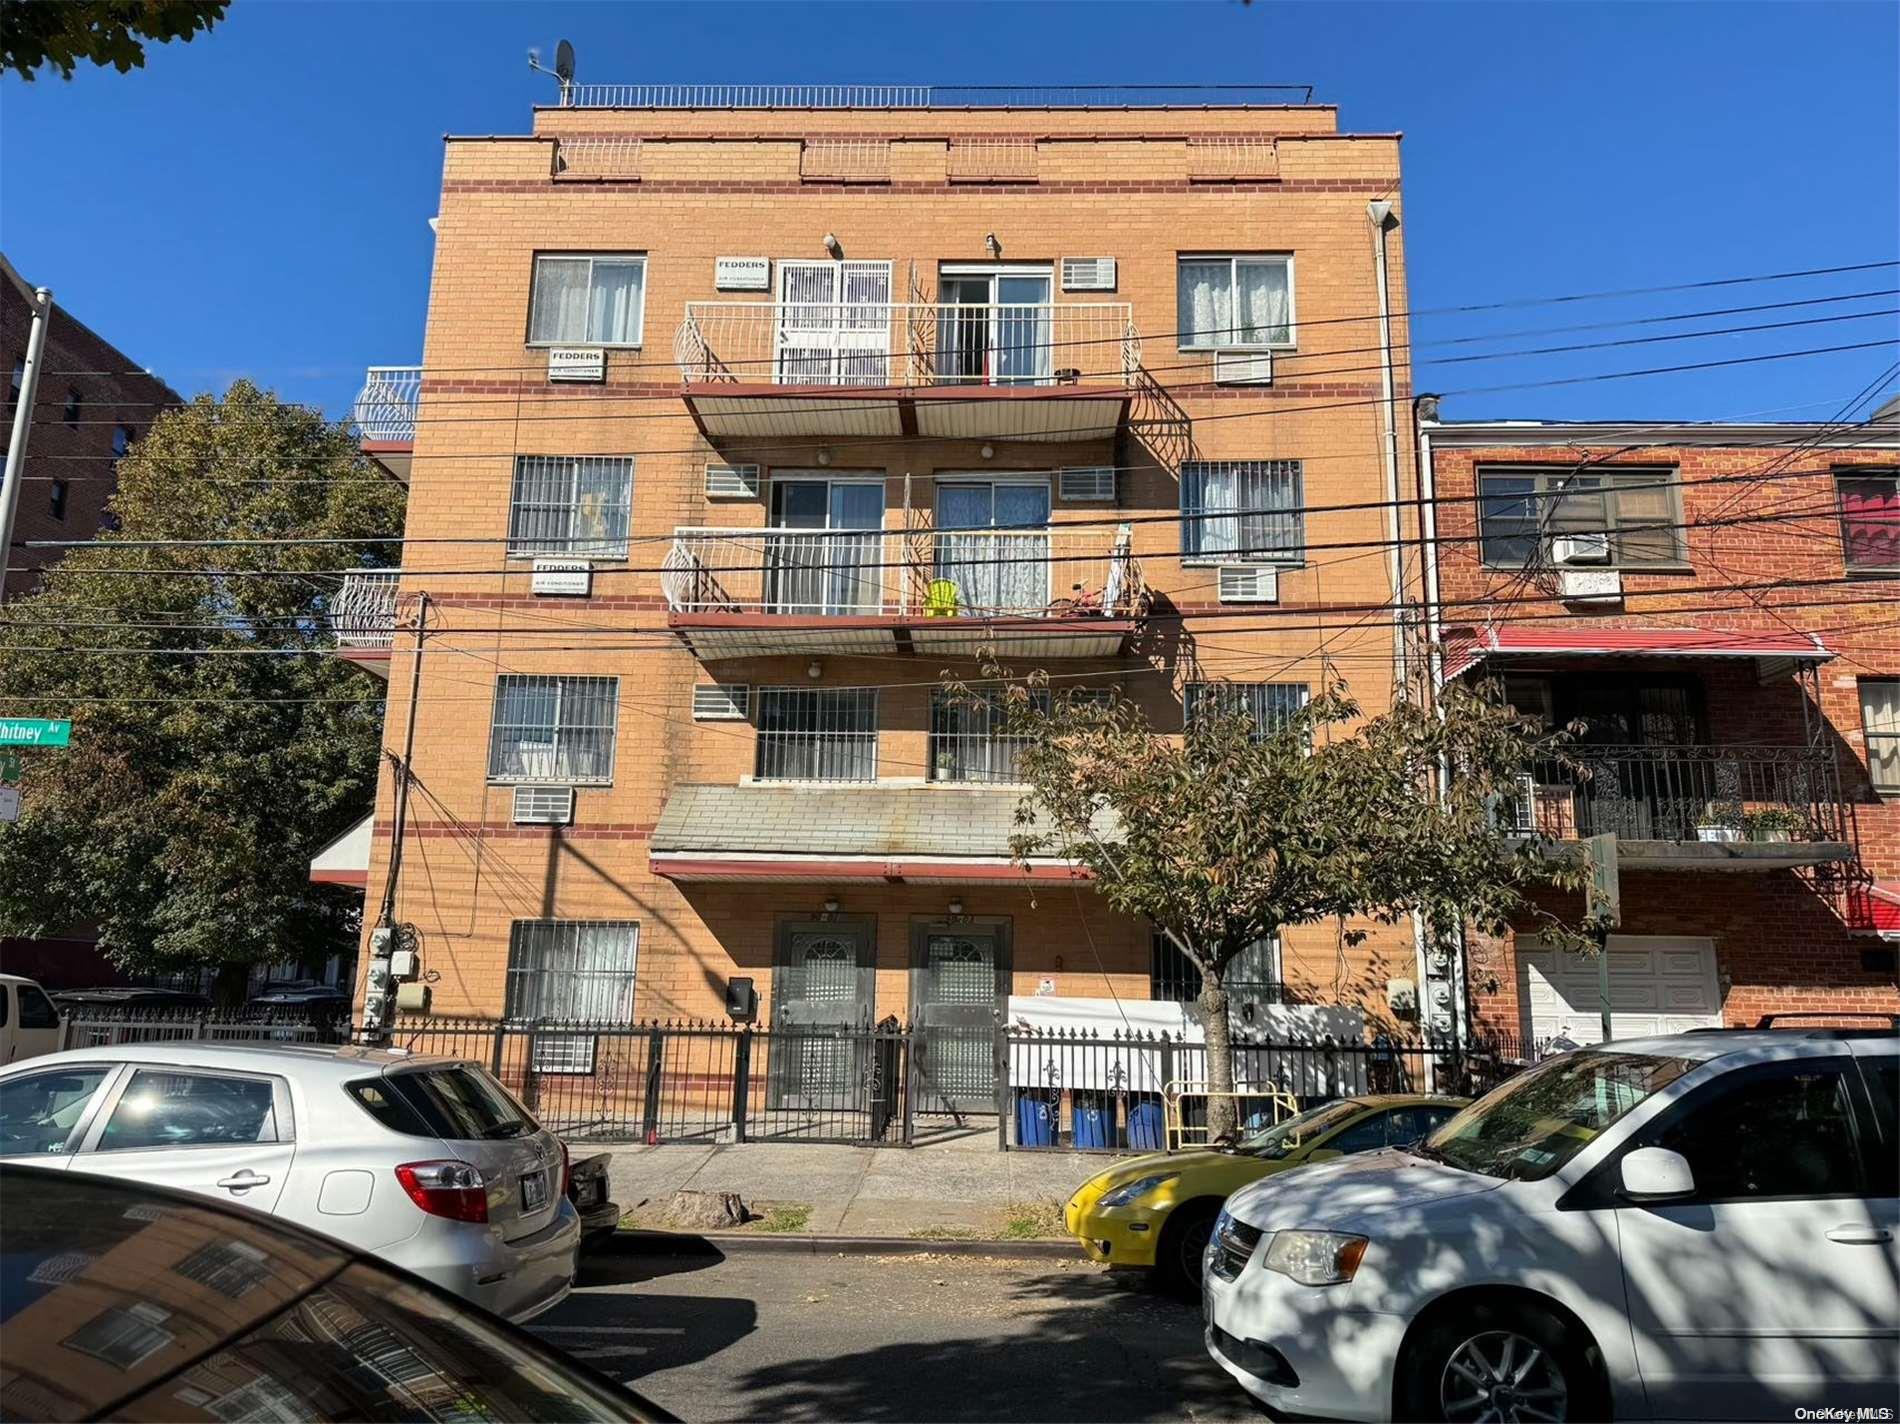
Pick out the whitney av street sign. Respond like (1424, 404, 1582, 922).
(0, 719, 71, 747)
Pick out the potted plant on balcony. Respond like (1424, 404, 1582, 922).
(1742, 807, 1806, 844)
(1695, 802, 1744, 843)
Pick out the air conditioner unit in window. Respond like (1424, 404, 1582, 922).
(1217, 565, 1278, 603)
(692, 684, 749, 721)
(1060, 257, 1117, 292)
(1058, 467, 1116, 502)
(1559, 568, 1623, 604)
(1214, 350, 1273, 386)
(705, 463, 761, 500)
(1550, 532, 1611, 565)
(512, 785, 574, 826)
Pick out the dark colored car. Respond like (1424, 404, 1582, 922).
(568, 1151, 621, 1250)
(50, 986, 211, 1011)
(0, 1164, 669, 1422)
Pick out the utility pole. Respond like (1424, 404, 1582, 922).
(1584, 832, 1621, 1043)
(361, 591, 427, 1043)
(1, 286, 54, 599)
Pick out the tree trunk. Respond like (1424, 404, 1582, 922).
(1199, 970, 1238, 1144)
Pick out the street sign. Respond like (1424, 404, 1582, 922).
(0, 719, 69, 747)
(0, 749, 20, 783)
(0, 786, 18, 823)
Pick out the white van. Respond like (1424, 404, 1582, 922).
(0, 974, 63, 1065)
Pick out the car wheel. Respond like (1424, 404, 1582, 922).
(1399, 1300, 1602, 1423)
(1154, 1201, 1219, 1296)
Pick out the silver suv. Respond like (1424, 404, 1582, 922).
(0, 1042, 579, 1323)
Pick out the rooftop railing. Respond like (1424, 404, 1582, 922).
(676, 302, 1139, 389)
(549, 83, 1316, 110)
(351, 366, 421, 445)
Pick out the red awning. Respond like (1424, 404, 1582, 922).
(1442, 625, 1834, 681)
(1847, 884, 1900, 936)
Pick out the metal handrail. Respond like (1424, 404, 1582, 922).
(351, 366, 421, 444)
(332, 571, 401, 650)
(552, 83, 1316, 110)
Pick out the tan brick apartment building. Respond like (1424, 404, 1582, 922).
(1419, 409, 1900, 1047)
(1, 253, 180, 597)
(340, 83, 1429, 1093)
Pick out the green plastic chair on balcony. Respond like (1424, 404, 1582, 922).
(924, 578, 962, 618)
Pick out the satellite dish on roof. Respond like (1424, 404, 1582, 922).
(554, 40, 575, 83)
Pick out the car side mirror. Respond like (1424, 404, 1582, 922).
(1619, 1146, 1696, 1201)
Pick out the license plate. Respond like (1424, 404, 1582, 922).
(521, 1170, 549, 1211)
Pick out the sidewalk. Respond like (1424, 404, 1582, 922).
(602, 1129, 1105, 1239)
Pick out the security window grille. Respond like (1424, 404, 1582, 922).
(64, 1302, 173, 1369)
(755, 688, 878, 781)
(173, 1241, 271, 1299)
(1838, 471, 1899, 573)
(1861, 679, 1900, 792)
(505, 920, 639, 1022)
(507, 456, 634, 558)
(1185, 682, 1309, 741)
(487, 676, 618, 784)
(1479, 467, 1683, 568)
(1150, 933, 1283, 1004)
(1177, 255, 1293, 349)
(930, 690, 1049, 783)
(529, 254, 647, 347)
(1181, 460, 1303, 563)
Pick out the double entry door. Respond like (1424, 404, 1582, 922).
(775, 261, 893, 386)
(764, 477, 886, 616)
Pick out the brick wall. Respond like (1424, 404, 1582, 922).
(1429, 431, 1900, 1034)
(361, 101, 1420, 1029)
(0, 258, 181, 596)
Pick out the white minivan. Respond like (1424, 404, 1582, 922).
(1203, 1028, 1898, 1422)
(0, 974, 62, 1065)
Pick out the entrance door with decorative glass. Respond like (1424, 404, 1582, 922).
(910, 922, 1010, 1116)
(770, 917, 875, 1111)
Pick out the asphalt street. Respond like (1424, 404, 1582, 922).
(529, 1245, 1259, 1422)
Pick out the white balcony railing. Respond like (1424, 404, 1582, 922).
(675, 303, 1140, 389)
(352, 366, 422, 444)
(332, 571, 401, 651)
(661, 525, 1140, 620)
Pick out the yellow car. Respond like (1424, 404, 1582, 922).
(1064, 1094, 1466, 1290)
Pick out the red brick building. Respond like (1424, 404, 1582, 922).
(1419, 409, 1900, 1047)
(0, 252, 181, 596)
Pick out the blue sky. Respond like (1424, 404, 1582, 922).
(2, 0, 1895, 424)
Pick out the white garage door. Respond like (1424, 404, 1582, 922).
(1517, 935, 1723, 1049)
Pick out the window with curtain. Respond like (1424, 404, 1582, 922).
(1177, 255, 1293, 349)
(754, 688, 878, 781)
(929, 689, 1049, 783)
(505, 920, 639, 1074)
(507, 456, 635, 558)
(1837, 471, 1899, 573)
(486, 676, 618, 784)
(1150, 933, 1283, 1004)
(528, 254, 647, 346)
(1181, 460, 1304, 562)
(1861, 679, 1900, 792)
(1478, 467, 1683, 568)
(1185, 682, 1309, 742)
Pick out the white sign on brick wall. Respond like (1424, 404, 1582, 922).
(531, 560, 592, 597)
(547, 347, 606, 383)
(715, 257, 771, 291)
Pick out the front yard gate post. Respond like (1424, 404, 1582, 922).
(521, 1024, 541, 1111)
(489, 1021, 507, 1077)
(640, 1027, 665, 1142)
(900, 1027, 916, 1146)
(994, 1023, 1010, 1151)
(731, 1025, 752, 1144)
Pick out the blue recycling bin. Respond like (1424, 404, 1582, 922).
(1127, 1096, 1165, 1151)
(1072, 1092, 1113, 1149)
(1015, 1090, 1056, 1147)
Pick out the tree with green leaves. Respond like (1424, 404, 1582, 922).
(3, 0, 227, 80)
(0, 381, 404, 993)
(964, 672, 1581, 1140)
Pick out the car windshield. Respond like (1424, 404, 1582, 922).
(1233, 1099, 1364, 1159)
(1420, 1049, 1696, 1181)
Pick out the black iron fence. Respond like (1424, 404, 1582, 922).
(44, 1008, 1523, 1154)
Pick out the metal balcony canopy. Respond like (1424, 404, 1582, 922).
(1442, 625, 1835, 681)
(547, 83, 1317, 110)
